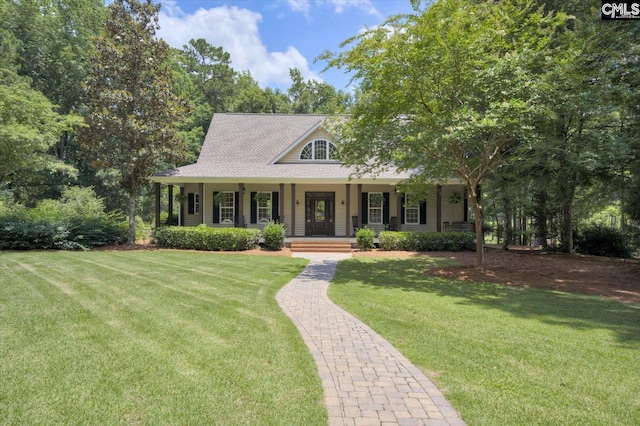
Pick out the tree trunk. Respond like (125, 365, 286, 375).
(128, 192, 137, 245)
(561, 200, 573, 252)
(467, 182, 484, 269)
(533, 190, 548, 248)
(559, 172, 576, 253)
(502, 192, 511, 250)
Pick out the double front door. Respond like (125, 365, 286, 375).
(305, 192, 335, 236)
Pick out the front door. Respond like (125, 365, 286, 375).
(305, 192, 335, 236)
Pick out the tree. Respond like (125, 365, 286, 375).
(287, 68, 352, 114)
(177, 38, 236, 135)
(0, 16, 81, 193)
(2, 0, 104, 202)
(231, 71, 291, 113)
(324, 0, 566, 268)
(80, 0, 189, 244)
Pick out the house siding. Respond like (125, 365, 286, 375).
(177, 182, 468, 237)
(277, 127, 337, 163)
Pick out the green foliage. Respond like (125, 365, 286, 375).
(263, 221, 286, 250)
(80, 0, 190, 244)
(323, 0, 568, 267)
(0, 72, 81, 184)
(0, 221, 73, 250)
(0, 186, 127, 250)
(356, 227, 375, 251)
(287, 68, 351, 114)
(154, 225, 260, 251)
(378, 231, 476, 252)
(574, 224, 632, 259)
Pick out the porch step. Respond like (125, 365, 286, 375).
(289, 240, 354, 253)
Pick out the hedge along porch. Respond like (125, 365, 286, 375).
(150, 114, 471, 236)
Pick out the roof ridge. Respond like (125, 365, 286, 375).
(215, 112, 329, 117)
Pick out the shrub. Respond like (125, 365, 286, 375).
(263, 221, 286, 250)
(378, 231, 409, 251)
(67, 215, 127, 247)
(154, 226, 261, 251)
(574, 224, 631, 258)
(0, 221, 71, 250)
(378, 231, 475, 252)
(356, 227, 376, 251)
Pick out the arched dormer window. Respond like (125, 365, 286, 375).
(299, 139, 337, 161)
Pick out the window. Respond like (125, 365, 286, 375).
(405, 194, 419, 224)
(188, 193, 200, 215)
(299, 139, 337, 161)
(220, 192, 235, 224)
(257, 192, 271, 223)
(368, 192, 383, 224)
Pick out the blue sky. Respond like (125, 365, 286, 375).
(155, 0, 417, 90)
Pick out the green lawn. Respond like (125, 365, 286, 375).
(0, 251, 326, 425)
(330, 257, 640, 426)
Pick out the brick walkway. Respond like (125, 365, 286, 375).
(276, 253, 465, 426)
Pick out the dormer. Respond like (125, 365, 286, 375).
(270, 121, 340, 164)
(298, 139, 338, 162)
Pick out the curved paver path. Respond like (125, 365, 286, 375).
(277, 253, 465, 426)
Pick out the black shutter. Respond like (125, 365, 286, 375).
(383, 192, 390, 225)
(401, 194, 405, 225)
(464, 188, 468, 222)
(361, 192, 368, 225)
(271, 191, 279, 221)
(213, 192, 220, 223)
(250, 192, 257, 224)
(234, 191, 240, 225)
(420, 201, 427, 224)
(188, 193, 195, 215)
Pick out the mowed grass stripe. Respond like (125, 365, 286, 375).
(0, 251, 325, 425)
(330, 257, 640, 426)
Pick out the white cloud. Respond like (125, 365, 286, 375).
(327, 0, 379, 15)
(286, 0, 310, 13)
(281, 0, 379, 17)
(157, 3, 320, 88)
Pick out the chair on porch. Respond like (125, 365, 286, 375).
(351, 216, 359, 236)
(385, 216, 398, 231)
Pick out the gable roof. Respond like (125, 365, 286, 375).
(153, 113, 412, 184)
(269, 119, 328, 164)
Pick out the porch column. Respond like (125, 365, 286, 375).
(396, 192, 402, 231)
(357, 184, 363, 229)
(154, 182, 161, 228)
(238, 183, 245, 227)
(179, 186, 185, 226)
(345, 184, 351, 236)
(436, 185, 442, 232)
(290, 183, 296, 237)
(167, 185, 174, 225)
(279, 183, 285, 223)
(198, 183, 204, 225)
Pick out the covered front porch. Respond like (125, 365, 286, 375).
(152, 181, 471, 237)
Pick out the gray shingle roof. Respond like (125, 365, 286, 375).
(154, 113, 411, 183)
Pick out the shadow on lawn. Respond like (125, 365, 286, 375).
(333, 258, 640, 346)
